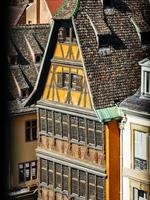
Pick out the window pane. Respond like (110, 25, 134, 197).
(55, 112, 61, 121)
(55, 122, 61, 136)
(63, 73, 70, 88)
(79, 171, 86, 197)
(72, 179, 78, 195)
(26, 128, 31, 141)
(96, 131, 102, 146)
(88, 120, 95, 129)
(71, 126, 78, 140)
(47, 111, 52, 118)
(97, 187, 103, 200)
(47, 119, 53, 133)
(89, 185, 95, 199)
(89, 174, 95, 184)
(41, 118, 46, 131)
(79, 128, 85, 142)
(41, 169, 47, 183)
(63, 166, 69, 175)
(62, 114, 68, 122)
(32, 127, 37, 140)
(41, 159, 47, 168)
(19, 164, 24, 182)
(71, 74, 82, 91)
(71, 116, 78, 125)
(56, 174, 61, 188)
(134, 131, 148, 170)
(63, 176, 68, 191)
(79, 118, 85, 127)
(72, 169, 78, 178)
(48, 171, 53, 185)
(63, 123, 68, 138)
(97, 176, 104, 187)
(25, 163, 30, 181)
(32, 120, 36, 126)
(26, 121, 31, 128)
(88, 130, 95, 145)
(40, 109, 46, 117)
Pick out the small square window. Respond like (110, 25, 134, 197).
(35, 54, 41, 63)
(99, 35, 110, 48)
(9, 55, 18, 65)
(141, 32, 150, 46)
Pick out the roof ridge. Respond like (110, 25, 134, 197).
(11, 24, 50, 29)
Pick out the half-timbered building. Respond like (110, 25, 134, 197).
(25, 0, 150, 199)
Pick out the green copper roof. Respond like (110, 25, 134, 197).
(95, 106, 123, 123)
(72, 0, 80, 16)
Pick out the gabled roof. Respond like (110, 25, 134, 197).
(46, 0, 64, 15)
(24, 0, 150, 119)
(9, 5, 27, 26)
(8, 24, 50, 115)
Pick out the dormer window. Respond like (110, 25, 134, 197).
(139, 58, 150, 97)
(98, 34, 111, 55)
(35, 54, 41, 63)
(103, 0, 114, 9)
(140, 32, 150, 46)
(9, 55, 18, 65)
(21, 88, 29, 98)
(58, 27, 76, 43)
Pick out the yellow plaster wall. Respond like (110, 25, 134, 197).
(10, 113, 37, 188)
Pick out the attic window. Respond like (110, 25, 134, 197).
(58, 27, 76, 43)
(35, 54, 41, 63)
(140, 32, 150, 46)
(21, 89, 29, 98)
(98, 35, 111, 55)
(9, 55, 18, 65)
(103, 0, 114, 9)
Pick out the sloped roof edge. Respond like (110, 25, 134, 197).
(24, 20, 56, 107)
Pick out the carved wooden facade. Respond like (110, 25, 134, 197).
(36, 23, 106, 200)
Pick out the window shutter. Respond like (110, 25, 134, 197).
(141, 132, 147, 160)
(134, 131, 140, 158)
(134, 188, 138, 200)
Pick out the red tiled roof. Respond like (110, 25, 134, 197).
(46, 0, 64, 15)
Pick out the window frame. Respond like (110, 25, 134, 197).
(39, 159, 104, 199)
(141, 66, 150, 97)
(25, 120, 37, 142)
(18, 160, 37, 183)
(131, 123, 150, 174)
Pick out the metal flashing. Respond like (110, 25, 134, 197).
(95, 106, 123, 123)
